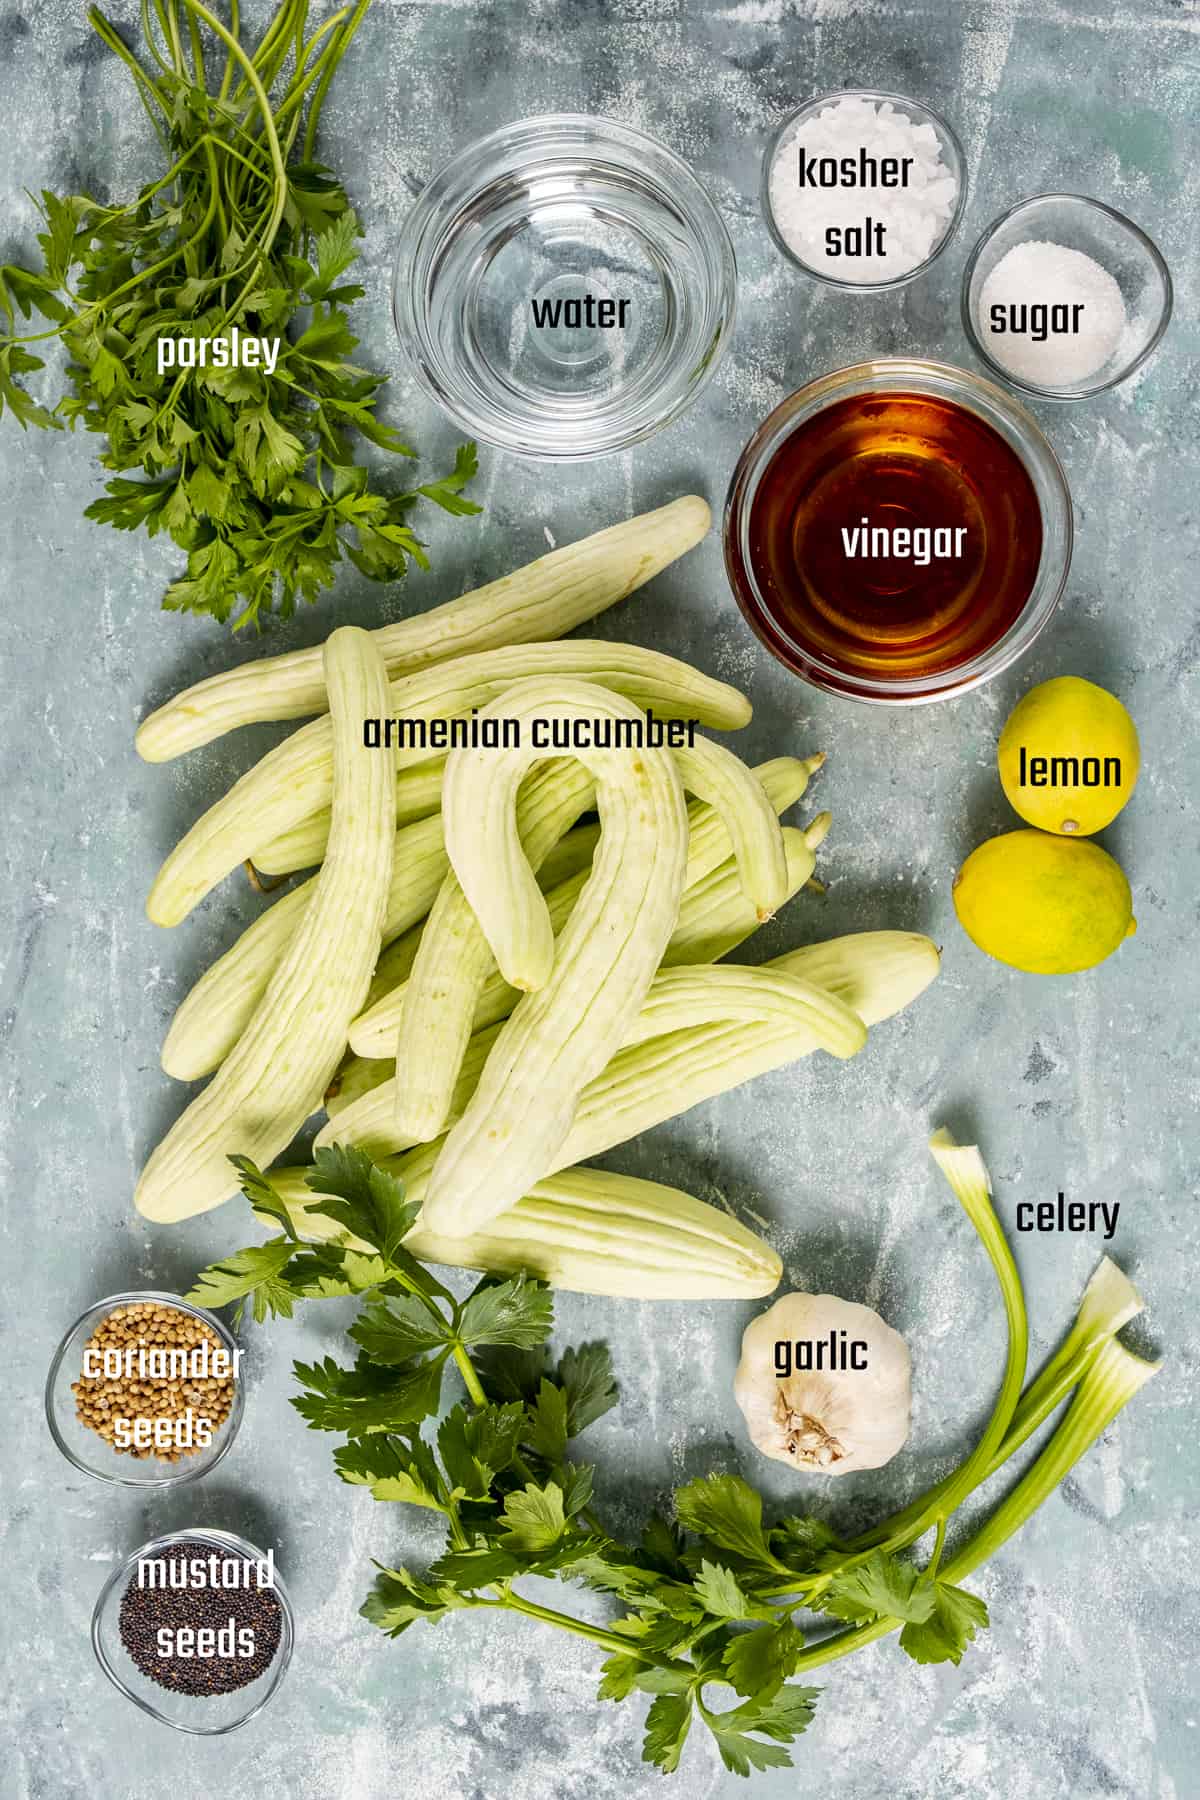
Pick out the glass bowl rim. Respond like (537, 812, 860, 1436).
(960, 191, 1174, 400)
(45, 1288, 245, 1490)
(760, 87, 969, 292)
(391, 110, 738, 462)
(90, 1524, 293, 1735)
(722, 356, 1074, 705)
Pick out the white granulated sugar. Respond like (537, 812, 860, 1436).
(767, 96, 959, 284)
(977, 239, 1128, 385)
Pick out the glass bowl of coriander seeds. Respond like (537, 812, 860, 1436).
(92, 1527, 294, 1734)
(45, 1291, 244, 1488)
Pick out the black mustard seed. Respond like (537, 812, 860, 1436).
(118, 1539, 283, 1697)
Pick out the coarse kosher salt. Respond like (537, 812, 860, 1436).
(977, 239, 1127, 386)
(768, 96, 959, 284)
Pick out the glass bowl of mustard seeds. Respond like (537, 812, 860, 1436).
(45, 1291, 244, 1489)
(92, 1527, 293, 1734)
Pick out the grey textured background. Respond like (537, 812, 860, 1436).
(2, 1, 1196, 1795)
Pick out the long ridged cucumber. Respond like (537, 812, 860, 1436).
(323, 932, 939, 1196)
(147, 640, 750, 927)
(263, 1163, 781, 1300)
(252, 755, 449, 876)
(334, 822, 828, 1154)
(160, 761, 594, 1082)
(348, 756, 822, 1060)
(558, 932, 940, 1168)
(136, 496, 711, 762)
(621, 965, 866, 1055)
(672, 737, 788, 919)
(390, 744, 807, 1143)
(135, 629, 395, 1222)
(422, 681, 689, 1237)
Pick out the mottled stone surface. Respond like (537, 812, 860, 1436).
(1, 1, 1196, 1795)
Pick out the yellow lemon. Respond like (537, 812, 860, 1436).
(998, 676, 1139, 836)
(953, 830, 1136, 974)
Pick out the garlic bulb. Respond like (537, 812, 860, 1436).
(734, 1291, 911, 1476)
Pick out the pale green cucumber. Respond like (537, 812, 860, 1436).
(324, 1053, 394, 1118)
(663, 815, 829, 966)
(160, 759, 594, 1082)
(147, 639, 750, 927)
(330, 822, 824, 1155)
(672, 737, 787, 919)
(331, 929, 937, 1183)
(422, 680, 689, 1237)
(135, 629, 395, 1222)
(252, 755, 448, 876)
(347, 783, 824, 1063)
(263, 1163, 781, 1300)
(136, 496, 711, 762)
(557, 932, 940, 1168)
(621, 964, 866, 1057)
(390, 761, 598, 1141)
(389, 743, 806, 1143)
(324, 867, 851, 1160)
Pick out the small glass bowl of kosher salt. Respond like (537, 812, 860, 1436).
(762, 89, 967, 291)
(45, 1291, 244, 1489)
(92, 1527, 294, 1734)
(962, 194, 1172, 401)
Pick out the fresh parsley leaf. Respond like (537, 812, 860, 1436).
(0, 10, 479, 628)
(560, 1462, 595, 1520)
(524, 1379, 569, 1462)
(361, 1564, 473, 1637)
(556, 1341, 619, 1435)
(417, 441, 482, 517)
(437, 1401, 526, 1500)
(457, 1273, 554, 1349)
(703, 1686, 820, 1777)
(333, 1434, 445, 1509)
(291, 1353, 444, 1434)
(693, 1561, 778, 1624)
(349, 1295, 451, 1361)
(722, 1621, 806, 1699)
(473, 1343, 552, 1404)
(642, 1692, 693, 1774)
(640, 1513, 690, 1578)
(598, 1656, 692, 1703)
(304, 1144, 418, 1266)
(675, 1474, 785, 1573)
(822, 1550, 935, 1626)
(499, 1482, 567, 1552)
(230, 1155, 301, 1240)
(185, 1238, 297, 1325)
(769, 1515, 842, 1571)
(899, 1580, 989, 1665)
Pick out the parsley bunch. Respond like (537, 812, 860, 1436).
(189, 1144, 1156, 1779)
(0, 0, 479, 627)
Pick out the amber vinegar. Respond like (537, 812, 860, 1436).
(744, 392, 1043, 683)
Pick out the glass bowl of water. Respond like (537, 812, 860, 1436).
(392, 114, 738, 462)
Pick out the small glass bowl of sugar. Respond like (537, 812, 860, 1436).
(762, 89, 967, 291)
(962, 194, 1172, 400)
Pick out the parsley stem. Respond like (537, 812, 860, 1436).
(499, 1592, 659, 1661)
(304, 0, 372, 160)
(178, 0, 289, 314)
(451, 1341, 489, 1411)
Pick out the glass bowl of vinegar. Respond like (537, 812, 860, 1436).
(723, 359, 1072, 704)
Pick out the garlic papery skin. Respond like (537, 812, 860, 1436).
(734, 1292, 912, 1477)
